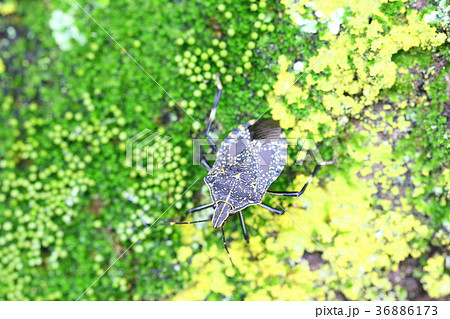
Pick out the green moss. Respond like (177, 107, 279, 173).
(1, 0, 449, 301)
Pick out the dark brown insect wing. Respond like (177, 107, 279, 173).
(248, 119, 281, 141)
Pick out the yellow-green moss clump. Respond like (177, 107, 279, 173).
(421, 254, 450, 298)
(0, 58, 5, 74)
(0, 1, 17, 16)
(271, 0, 446, 141)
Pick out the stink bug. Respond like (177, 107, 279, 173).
(164, 75, 334, 244)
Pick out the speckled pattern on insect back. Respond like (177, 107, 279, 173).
(205, 119, 288, 212)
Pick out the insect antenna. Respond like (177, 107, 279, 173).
(158, 219, 210, 226)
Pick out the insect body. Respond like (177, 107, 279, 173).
(205, 118, 287, 228)
(165, 75, 334, 243)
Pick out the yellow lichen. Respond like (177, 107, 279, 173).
(269, 1, 447, 141)
(0, 1, 16, 16)
(0, 58, 5, 74)
(421, 255, 450, 298)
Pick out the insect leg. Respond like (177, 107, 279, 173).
(200, 145, 212, 171)
(186, 202, 214, 214)
(238, 211, 250, 243)
(221, 226, 236, 268)
(266, 164, 322, 197)
(257, 203, 284, 215)
(205, 74, 223, 154)
(159, 218, 210, 226)
(237, 213, 256, 260)
(182, 202, 214, 221)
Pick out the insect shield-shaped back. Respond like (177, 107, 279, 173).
(205, 119, 288, 228)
